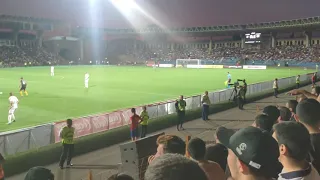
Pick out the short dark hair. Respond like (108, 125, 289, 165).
(108, 173, 134, 180)
(156, 135, 185, 155)
(262, 106, 280, 124)
(205, 144, 228, 171)
(287, 100, 298, 113)
(273, 122, 311, 161)
(131, 108, 136, 113)
(145, 153, 207, 180)
(296, 99, 320, 126)
(187, 138, 206, 160)
(66, 119, 72, 126)
(278, 106, 292, 122)
(254, 114, 274, 132)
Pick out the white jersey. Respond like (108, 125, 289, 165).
(9, 96, 19, 109)
(51, 66, 54, 72)
(85, 73, 90, 81)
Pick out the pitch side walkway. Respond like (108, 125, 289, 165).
(8, 88, 303, 180)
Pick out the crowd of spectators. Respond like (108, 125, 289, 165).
(121, 44, 320, 63)
(0, 46, 64, 67)
(17, 84, 320, 180)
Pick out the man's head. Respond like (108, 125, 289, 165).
(108, 173, 134, 180)
(66, 119, 72, 127)
(155, 135, 185, 158)
(21, 77, 23, 80)
(272, 122, 311, 164)
(262, 105, 280, 124)
(9, 92, 13, 96)
(131, 108, 136, 114)
(275, 78, 278, 81)
(180, 95, 184, 100)
(187, 138, 206, 161)
(205, 144, 228, 171)
(311, 86, 320, 96)
(278, 106, 292, 122)
(286, 100, 298, 113)
(298, 75, 300, 77)
(252, 114, 274, 132)
(24, 167, 54, 180)
(205, 91, 208, 95)
(145, 153, 207, 180)
(296, 98, 320, 127)
(216, 126, 279, 179)
(142, 106, 147, 111)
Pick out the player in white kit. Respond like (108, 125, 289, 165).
(51, 66, 55, 76)
(8, 92, 19, 124)
(84, 72, 89, 88)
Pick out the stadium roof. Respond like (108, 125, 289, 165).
(0, 0, 319, 29)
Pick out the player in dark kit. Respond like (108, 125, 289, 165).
(19, 77, 28, 96)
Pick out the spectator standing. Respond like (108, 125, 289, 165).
(187, 138, 226, 180)
(129, 108, 141, 141)
(205, 144, 228, 172)
(145, 154, 208, 180)
(59, 119, 75, 169)
(296, 99, 320, 173)
(311, 73, 317, 87)
(175, 95, 186, 131)
(201, 91, 211, 121)
(273, 78, 279, 98)
(243, 79, 248, 102)
(24, 167, 54, 180)
(216, 126, 280, 180)
(0, 153, 4, 180)
(252, 114, 274, 132)
(139, 106, 149, 138)
(273, 122, 320, 180)
(296, 75, 300, 89)
(148, 135, 185, 164)
(108, 173, 134, 180)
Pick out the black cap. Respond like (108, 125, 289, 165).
(216, 126, 279, 173)
(262, 105, 280, 123)
(24, 167, 54, 180)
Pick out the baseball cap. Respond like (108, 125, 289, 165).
(24, 167, 54, 180)
(216, 126, 279, 174)
(262, 105, 280, 123)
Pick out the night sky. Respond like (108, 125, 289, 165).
(0, 0, 319, 28)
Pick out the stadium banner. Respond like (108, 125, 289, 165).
(54, 117, 93, 143)
(108, 112, 125, 130)
(223, 65, 242, 69)
(146, 61, 155, 67)
(91, 114, 109, 134)
(243, 65, 267, 70)
(186, 65, 224, 69)
(159, 64, 174, 68)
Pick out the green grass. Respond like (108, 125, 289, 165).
(0, 65, 313, 132)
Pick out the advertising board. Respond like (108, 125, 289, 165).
(243, 65, 267, 70)
(159, 64, 174, 68)
(186, 65, 223, 69)
(223, 65, 243, 69)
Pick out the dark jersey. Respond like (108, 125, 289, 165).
(20, 80, 27, 87)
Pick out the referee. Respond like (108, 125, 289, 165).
(59, 119, 75, 169)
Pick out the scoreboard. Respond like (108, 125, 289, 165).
(245, 32, 262, 44)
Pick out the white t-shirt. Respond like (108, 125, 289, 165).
(85, 73, 89, 81)
(51, 66, 54, 72)
(9, 96, 19, 109)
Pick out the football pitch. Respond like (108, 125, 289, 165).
(0, 66, 313, 132)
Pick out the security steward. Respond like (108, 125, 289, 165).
(237, 86, 245, 110)
(59, 119, 75, 169)
(175, 95, 186, 131)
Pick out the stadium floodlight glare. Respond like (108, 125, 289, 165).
(111, 0, 137, 13)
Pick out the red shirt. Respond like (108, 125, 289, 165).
(130, 114, 140, 130)
(312, 75, 316, 82)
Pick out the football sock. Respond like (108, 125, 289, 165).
(25, 91, 28, 96)
(8, 115, 11, 123)
(20, 91, 23, 96)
